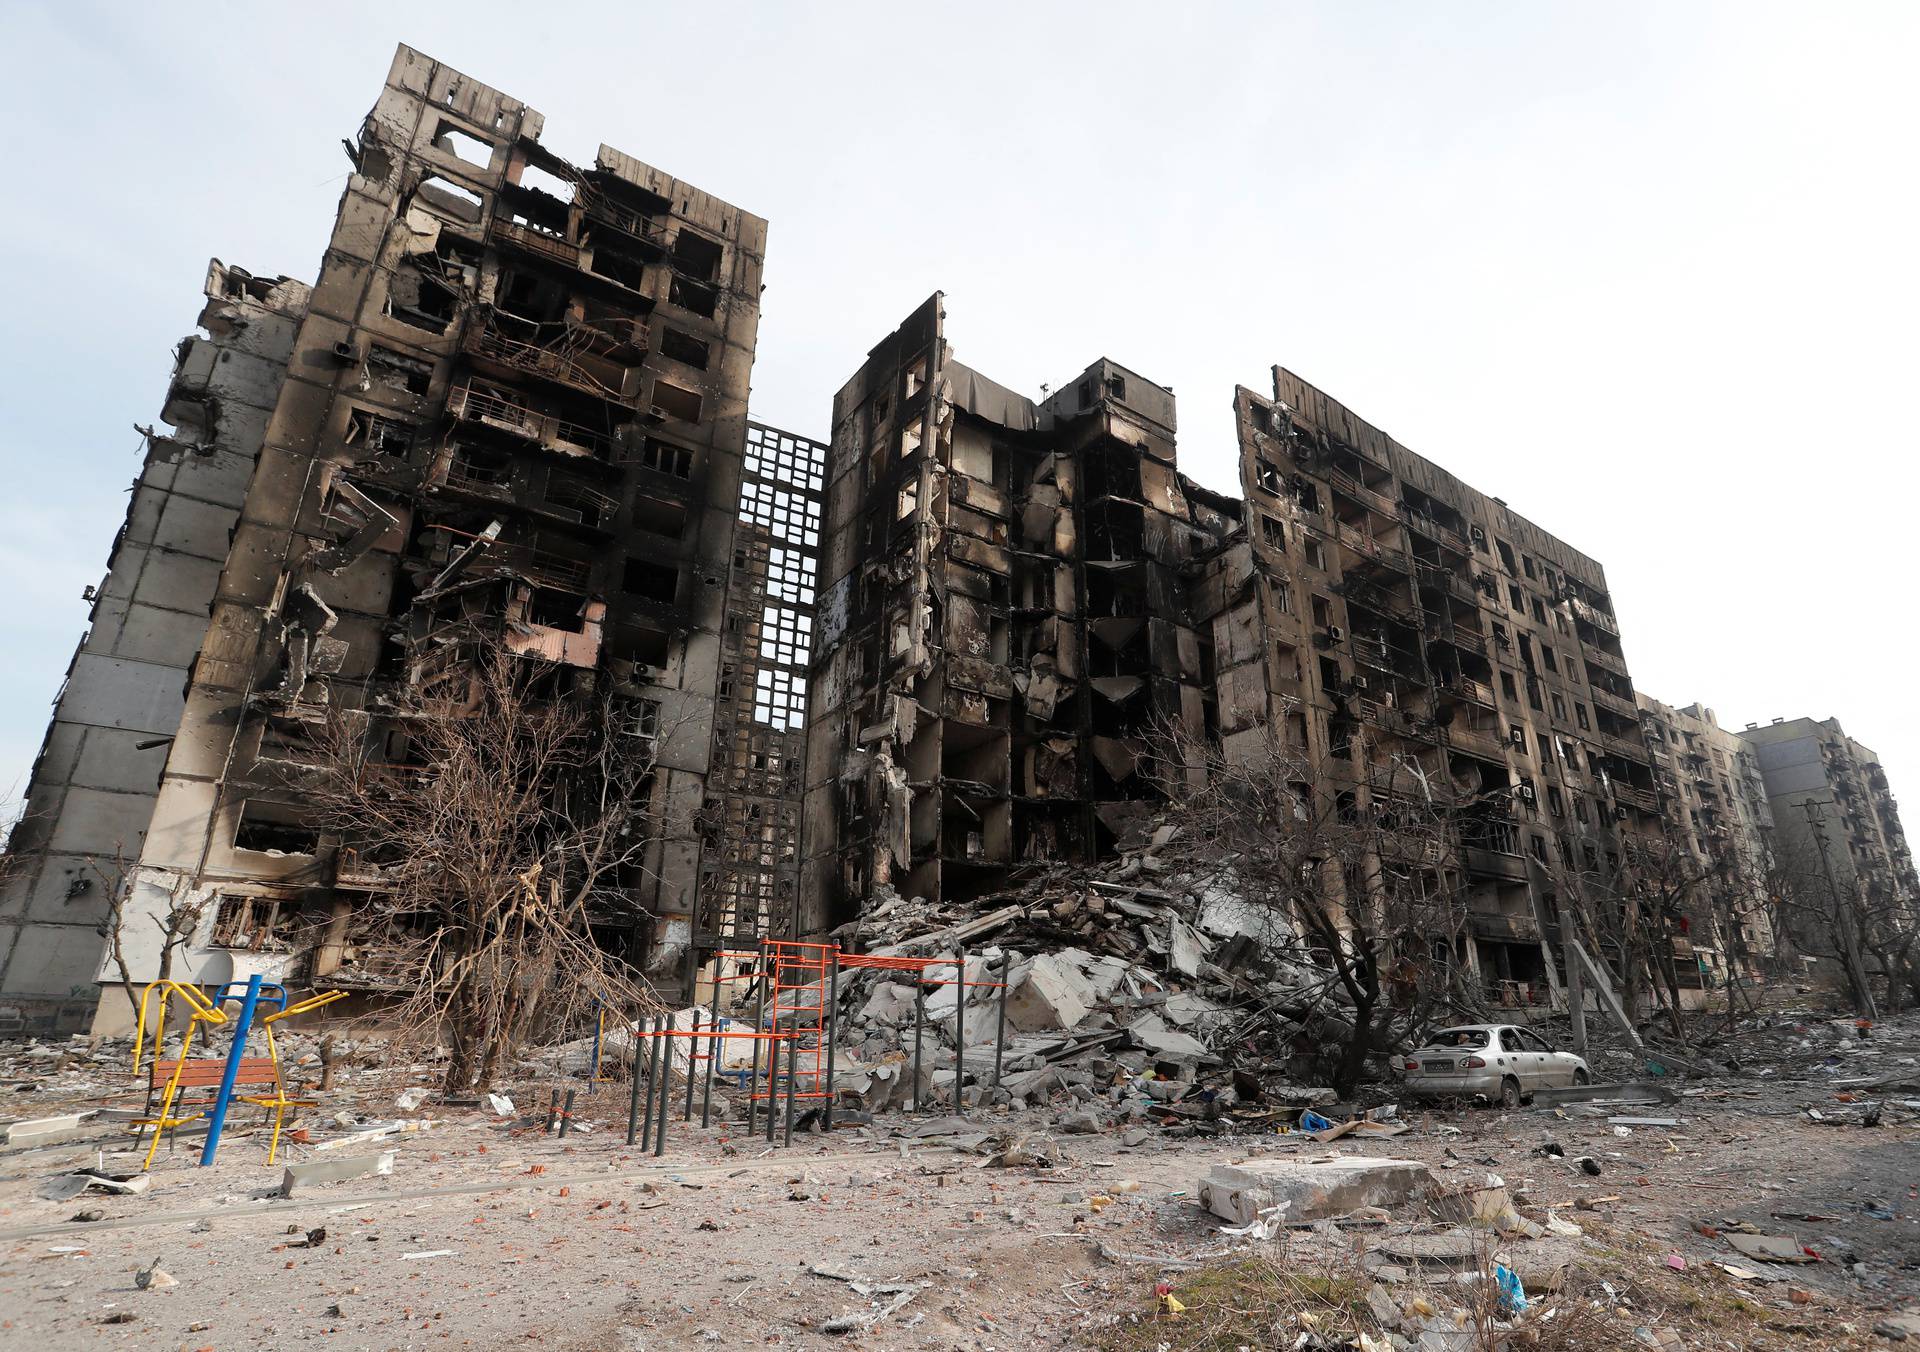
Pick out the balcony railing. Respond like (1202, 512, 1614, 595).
(1444, 724, 1508, 761)
(490, 218, 585, 270)
(1429, 624, 1488, 659)
(1589, 684, 1637, 717)
(1594, 729, 1651, 764)
(462, 323, 641, 405)
(1569, 596, 1620, 636)
(1583, 645, 1629, 677)
(447, 382, 622, 466)
(1612, 783, 1658, 813)
(1442, 675, 1497, 709)
(1401, 506, 1469, 556)
(1328, 469, 1400, 521)
(579, 188, 669, 249)
(1337, 522, 1412, 574)
(480, 542, 593, 590)
(1415, 560, 1480, 606)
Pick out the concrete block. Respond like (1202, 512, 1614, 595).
(1005, 954, 1094, 1032)
(2, 1111, 99, 1144)
(1199, 1155, 1436, 1225)
(279, 1149, 396, 1196)
(1128, 1012, 1211, 1067)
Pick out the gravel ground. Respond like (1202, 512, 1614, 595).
(2, 1069, 1918, 1351)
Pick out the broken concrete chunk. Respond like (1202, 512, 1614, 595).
(280, 1149, 396, 1197)
(1004, 954, 1095, 1033)
(1199, 1156, 1437, 1226)
(1127, 1012, 1211, 1068)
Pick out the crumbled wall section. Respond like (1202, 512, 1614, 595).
(0, 263, 308, 1034)
(89, 44, 764, 1025)
(803, 296, 1230, 927)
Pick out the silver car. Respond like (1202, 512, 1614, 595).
(1399, 1023, 1590, 1107)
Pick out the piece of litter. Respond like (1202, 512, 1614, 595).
(402, 1249, 455, 1260)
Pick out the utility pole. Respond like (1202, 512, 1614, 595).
(1804, 798, 1877, 1020)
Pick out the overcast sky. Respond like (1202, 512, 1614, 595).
(3, 2, 1916, 818)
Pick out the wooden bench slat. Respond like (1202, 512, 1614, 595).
(152, 1057, 282, 1090)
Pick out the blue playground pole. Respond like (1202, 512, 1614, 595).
(199, 973, 265, 1166)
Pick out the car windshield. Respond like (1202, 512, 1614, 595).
(1425, 1028, 1490, 1049)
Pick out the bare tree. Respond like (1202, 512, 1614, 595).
(1148, 715, 1479, 1096)
(306, 649, 672, 1090)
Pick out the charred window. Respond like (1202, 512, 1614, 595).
(659, 327, 711, 369)
(671, 230, 723, 282)
(233, 801, 319, 855)
(345, 408, 416, 456)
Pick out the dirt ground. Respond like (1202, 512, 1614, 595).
(2, 1064, 1918, 1351)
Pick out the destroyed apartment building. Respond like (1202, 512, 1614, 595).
(799, 296, 1724, 1013)
(2, 46, 1915, 1037)
(1635, 694, 1782, 981)
(0, 46, 821, 1032)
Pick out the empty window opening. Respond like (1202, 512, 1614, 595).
(1261, 515, 1285, 549)
(589, 244, 647, 290)
(368, 346, 433, 396)
(896, 483, 919, 521)
(671, 230, 724, 282)
(632, 493, 688, 539)
(1106, 373, 1127, 400)
(669, 274, 719, 317)
(446, 444, 512, 489)
(386, 255, 465, 334)
(433, 122, 494, 169)
(624, 558, 680, 603)
(512, 161, 576, 204)
(345, 408, 416, 456)
(526, 587, 587, 628)
(651, 381, 704, 424)
(659, 327, 711, 370)
(415, 174, 484, 225)
(233, 803, 319, 856)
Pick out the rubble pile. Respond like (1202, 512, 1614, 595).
(825, 822, 1365, 1129)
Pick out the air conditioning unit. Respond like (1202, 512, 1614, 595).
(1615, 804, 1630, 820)
(1351, 673, 1370, 690)
(1510, 728, 1527, 746)
(1326, 625, 1344, 641)
(1518, 785, 1536, 802)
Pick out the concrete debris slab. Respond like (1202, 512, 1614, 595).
(1199, 1155, 1437, 1225)
(2, 1112, 99, 1144)
(280, 1150, 396, 1197)
(1725, 1232, 1814, 1264)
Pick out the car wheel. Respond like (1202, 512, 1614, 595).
(1499, 1076, 1522, 1109)
(1573, 1067, 1590, 1086)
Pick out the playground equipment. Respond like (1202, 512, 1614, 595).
(132, 975, 347, 1168)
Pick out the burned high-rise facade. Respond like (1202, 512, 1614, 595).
(6, 54, 1914, 1033)
(802, 296, 1237, 923)
(0, 46, 800, 1030)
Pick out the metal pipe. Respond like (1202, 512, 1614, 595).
(545, 1088, 560, 1135)
(700, 997, 718, 1129)
(632, 1017, 654, 1149)
(953, 946, 966, 1113)
(652, 1017, 671, 1157)
(747, 941, 767, 1136)
(557, 1089, 576, 1139)
(912, 978, 925, 1113)
(683, 1008, 700, 1121)
(782, 1019, 799, 1147)
(587, 1000, 603, 1096)
(198, 974, 265, 1167)
(993, 951, 1011, 1088)
(823, 949, 840, 1132)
